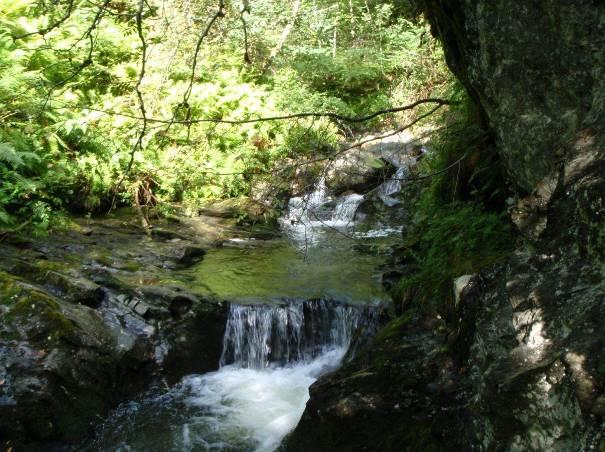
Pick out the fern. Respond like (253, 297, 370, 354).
(0, 142, 40, 168)
(0, 206, 11, 225)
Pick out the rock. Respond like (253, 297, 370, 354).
(326, 153, 396, 195)
(291, 2, 605, 449)
(452, 274, 475, 307)
(80, 228, 93, 236)
(178, 246, 206, 266)
(169, 295, 193, 318)
(510, 195, 549, 240)
(0, 274, 152, 448)
(151, 227, 189, 241)
(131, 299, 151, 317)
(322, 130, 422, 195)
(418, 1, 605, 195)
(44, 271, 105, 307)
(0, 212, 236, 449)
(287, 311, 465, 451)
(198, 197, 267, 223)
(160, 299, 228, 383)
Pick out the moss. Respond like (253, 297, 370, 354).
(119, 260, 142, 272)
(399, 426, 443, 452)
(4, 283, 76, 343)
(8, 259, 70, 283)
(89, 250, 114, 267)
(0, 271, 23, 304)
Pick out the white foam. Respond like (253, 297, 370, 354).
(181, 348, 346, 451)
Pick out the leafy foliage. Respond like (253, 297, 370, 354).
(0, 0, 450, 230)
(394, 86, 513, 318)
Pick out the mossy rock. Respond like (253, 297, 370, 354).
(1, 274, 76, 344)
(198, 197, 268, 223)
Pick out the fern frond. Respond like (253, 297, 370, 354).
(0, 142, 40, 168)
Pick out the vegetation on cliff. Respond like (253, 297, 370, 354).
(393, 90, 513, 319)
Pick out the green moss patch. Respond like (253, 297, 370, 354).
(1, 274, 76, 343)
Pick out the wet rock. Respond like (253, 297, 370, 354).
(0, 274, 152, 448)
(287, 310, 466, 451)
(0, 213, 239, 449)
(453, 274, 476, 307)
(324, 131, 420, 196)
(44, 271, 105, 307)
(137, 286, 196, 319)
(169, 295, 193, 318)
(151, 227, 189, 241)
(198, 197, 267, 223)
(177, 246, 206, 266)
(160, 299, 228, 383)
(326, 154, 396, 195)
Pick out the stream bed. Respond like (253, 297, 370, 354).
(85, 158, 410, 451)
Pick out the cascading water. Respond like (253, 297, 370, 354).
(331, 193, 364, 225)
(87, 300, 376, 452)
(280, 179, 365, 246)
(220, 300, 362, 368)
(377, 165, 408, 206)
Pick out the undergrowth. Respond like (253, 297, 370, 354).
(393, 84, 514, 320)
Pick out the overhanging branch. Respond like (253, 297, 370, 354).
(53, 97, 456, 126)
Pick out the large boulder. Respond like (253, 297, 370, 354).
(325, 131, 420, 195)
(0, 214, 231, 449)
(0, 273, 152, 447)
(418, 1, 605, 195)
(286, 311, 469, 451)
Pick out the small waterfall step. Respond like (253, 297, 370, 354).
(220, 299, 377, 369)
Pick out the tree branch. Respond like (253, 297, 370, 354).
(110, 0, 148, 209)
(240, 0, 251, 64)
(13, 0, 76, 40)
(52, 97, 456, 126)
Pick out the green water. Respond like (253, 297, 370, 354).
(181, 233, 389, 305)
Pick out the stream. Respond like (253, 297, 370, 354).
(86, 159, 410, 451)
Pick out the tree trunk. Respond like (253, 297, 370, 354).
(261, 0, 302, 76)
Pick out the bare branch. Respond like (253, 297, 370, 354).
(110, 0, 149, 209)
(52, 97, 456, 125)
(182, 0, 226, 107)
(240, 0, 251, 64)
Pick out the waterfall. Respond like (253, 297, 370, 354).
(331, 193, 364, 225)
(219, 299, 364, 369)
(88, 300, 381, 452)
(282, 177, 330, 227)
(280, 178, 365, 246)
(377, 165, 408, 206)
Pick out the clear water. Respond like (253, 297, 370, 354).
(182, 234, 388, 305)
(88, 165, 410, 451)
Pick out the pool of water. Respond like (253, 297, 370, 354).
(87, 180, 404, 451)
(181, 232, 390, 305)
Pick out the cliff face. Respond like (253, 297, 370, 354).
(422, 0, 605, 195)
(287, 3, 605, 450)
